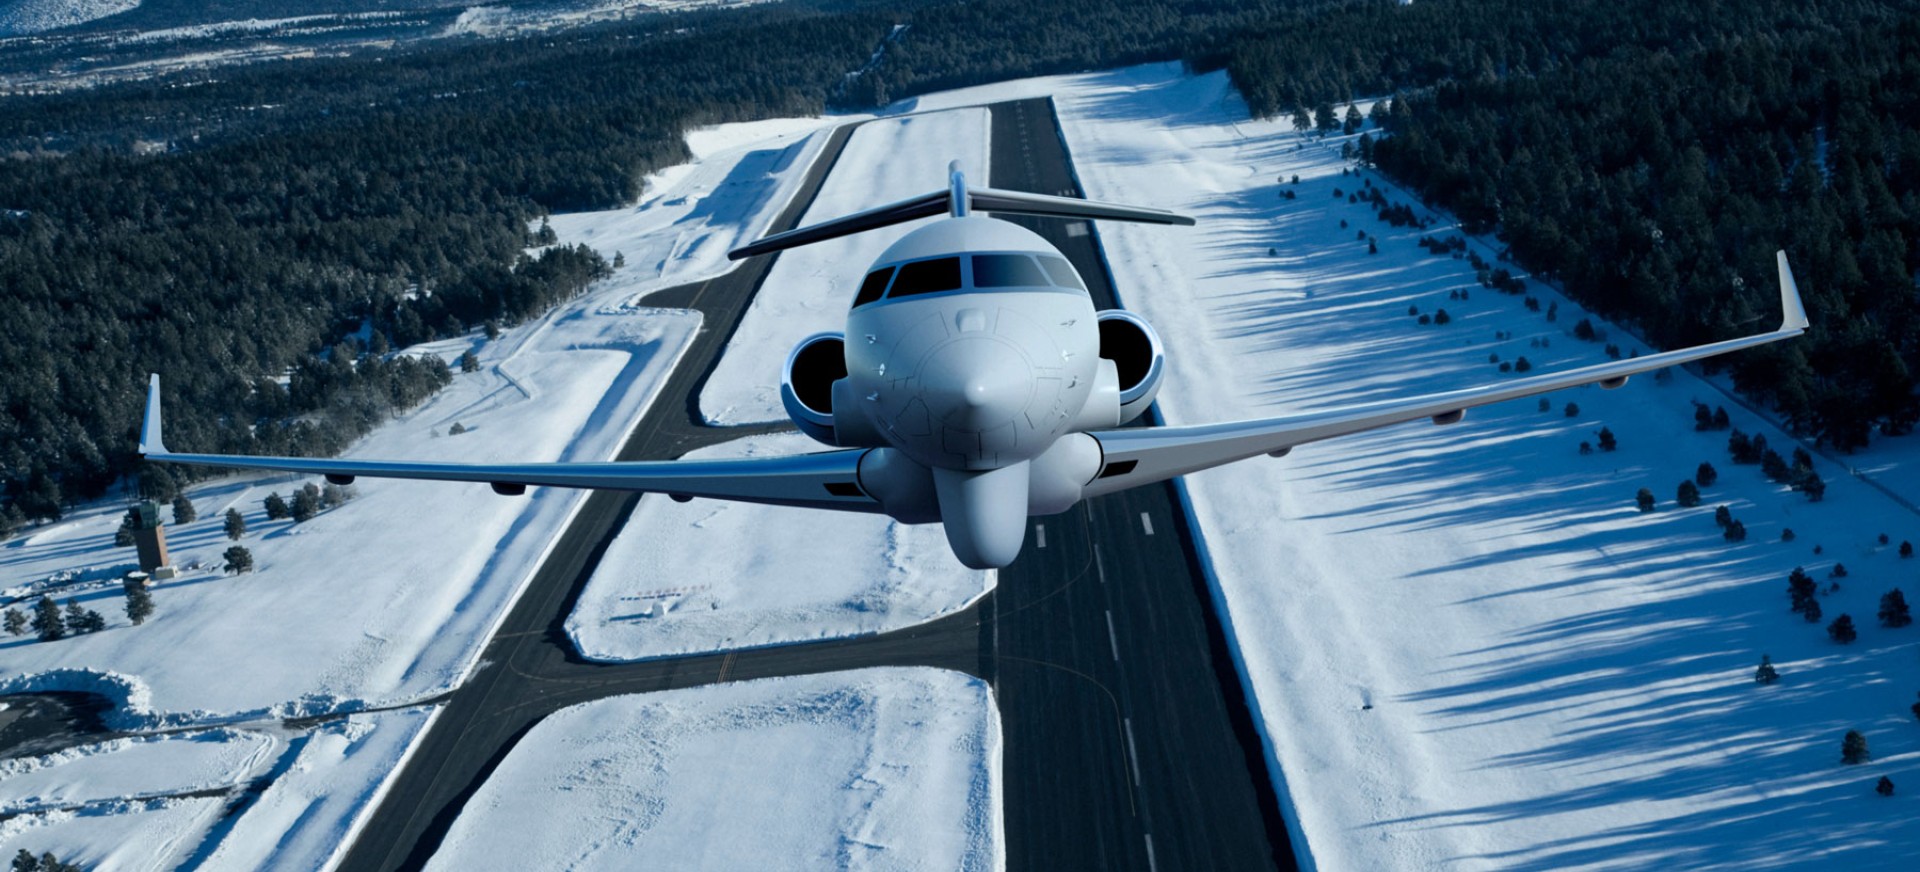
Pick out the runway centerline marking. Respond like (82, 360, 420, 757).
(1140, 512, 1155, 535)
(1106, 610, 1120, 662)
(1145, 834, 1160, 872)
(1125, 717, 1142, 788)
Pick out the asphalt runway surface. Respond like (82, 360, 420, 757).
(340, 99, 1295, 872)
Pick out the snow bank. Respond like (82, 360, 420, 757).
(567, 432, 990, 661)
(698, 107, 992, 424)
(0, 729, 277, 814)
(0, 796, 225, 872)
(424, 668, 1001, 871)
(200, 706, 439, 872)
(1045, 63, 1920, 870)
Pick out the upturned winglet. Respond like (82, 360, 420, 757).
(1777, 250, 1810, 333)
(140, 373, 168, 456)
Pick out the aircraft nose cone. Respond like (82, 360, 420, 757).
(923, 339, 1032, 430)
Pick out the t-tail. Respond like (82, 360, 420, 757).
(726, 160, 1193, 260)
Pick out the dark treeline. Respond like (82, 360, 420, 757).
(0, 0, 1307, 529)
(1207, 0, 1920, 451)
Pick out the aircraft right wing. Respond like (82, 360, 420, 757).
(1084, 251, 1810, 498)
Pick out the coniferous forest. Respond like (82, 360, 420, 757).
(4, 0, 1920, 532)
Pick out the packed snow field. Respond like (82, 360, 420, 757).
(567, 432, 990, 661)
(0, 707, 435, 870)
(425, 668, 1002, 872)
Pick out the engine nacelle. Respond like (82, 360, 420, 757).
(781, 332, 847, 446)
(1096, 309, 1165, 424)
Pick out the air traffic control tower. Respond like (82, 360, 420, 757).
(127, 501, 174, 578)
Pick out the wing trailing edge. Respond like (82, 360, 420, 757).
(1085, 250, 1811, 497)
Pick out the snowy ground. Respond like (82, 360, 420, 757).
(698, 107, 991, 424)
(0, 705, 433, 871)
(425, 668, 1001, 872)
(0, 108, 828, 867)
(567, 432, 990, 661)
(1031, 63, 1920, 870)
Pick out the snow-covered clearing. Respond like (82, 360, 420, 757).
(698, 107, 991, 424)
(425, 668, 1001, 872)
(567, 432, 990, 661)
(199, 706, 438, 871)
(1026, 63, 1920, 869)
(0, 794, 223, 872)
(0, 730, 278, 815)
(0, 706, 434, 871)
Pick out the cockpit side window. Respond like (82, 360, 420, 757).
(1037, 255, 1086, 291)
(971, 254, 1050, 288)
(888, 256, 963, 298)
(853, 267, 894, 308)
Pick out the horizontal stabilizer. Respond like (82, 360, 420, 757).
(728, 161, 1191, 260)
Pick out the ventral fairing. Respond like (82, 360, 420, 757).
(140, 163, 1810, 568)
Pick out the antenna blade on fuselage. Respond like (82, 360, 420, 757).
(727, 190, 949, 260)
(969, 187, 1195, 226)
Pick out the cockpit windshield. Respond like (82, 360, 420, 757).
(851, 251, 1089, 309)
(888, 256, 964, 298)
(971, 254, 1050, 288)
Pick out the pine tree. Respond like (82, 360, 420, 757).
(264, 492, 289, 520)
(1803, 596, 1822, 622)
(1714, 505, 1732, 528)
(3, 607, 25, 636)
(1831, 563, 1847, 578)
(1726, 519, 1748, 541)
(125, 584, 154, 625)
(449, 422, 468, 435)
(1754, 654, 1778, 685)
(31, 595, 64, 641)
(1728, 429, 1754, 463)
(62, 598, 88, 635)
(290, 487, 319, 523)
(1903, 541, 1914, 558)
(321, 482, 347, 508)
(223, 545, 254, 574)
(1782, 528, 1796, 542)
(1712, 406, 1730, 429)
(12, 848, 37, 872)
(459, 350, 480, 373)
(1828, 613, 1857, 643)
(171, 494, 196, 524)
(1597, 427, 1616, 451)
(1636, 488, 1655, 512)
(1912, 693, 1920, 722)
(115, 516, 135, 547)
(1788, 567, 1817, 613)
(1565, 402, 1580, 417)
(224, 508, 246, 541)
(1694, 402, 1712, 431)
(1879, 588, 1911, 627)
(1802, 473, 1825, 501)
(1677, 480, 1700, 507)
(1761, 449, 1790, 482)
(78, 608, 105, 633)
(1841, 730, 1870, 764)
(1878, 776, 1895, 796)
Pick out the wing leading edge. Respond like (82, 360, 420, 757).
(1085, 250, 1811, 498)
(138, 373, 879, 513)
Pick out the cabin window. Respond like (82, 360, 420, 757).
(1038, 255, 1085, 290)
(971, 254, 1050, 288)
(888, 256, 963, 297)
(853, 267, 894, 308)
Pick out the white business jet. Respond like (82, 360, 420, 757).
(140, 163, 1809, 568)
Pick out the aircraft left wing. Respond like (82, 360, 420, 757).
(138, 375, 881, 513)
(1085, 251, 1811, 498)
